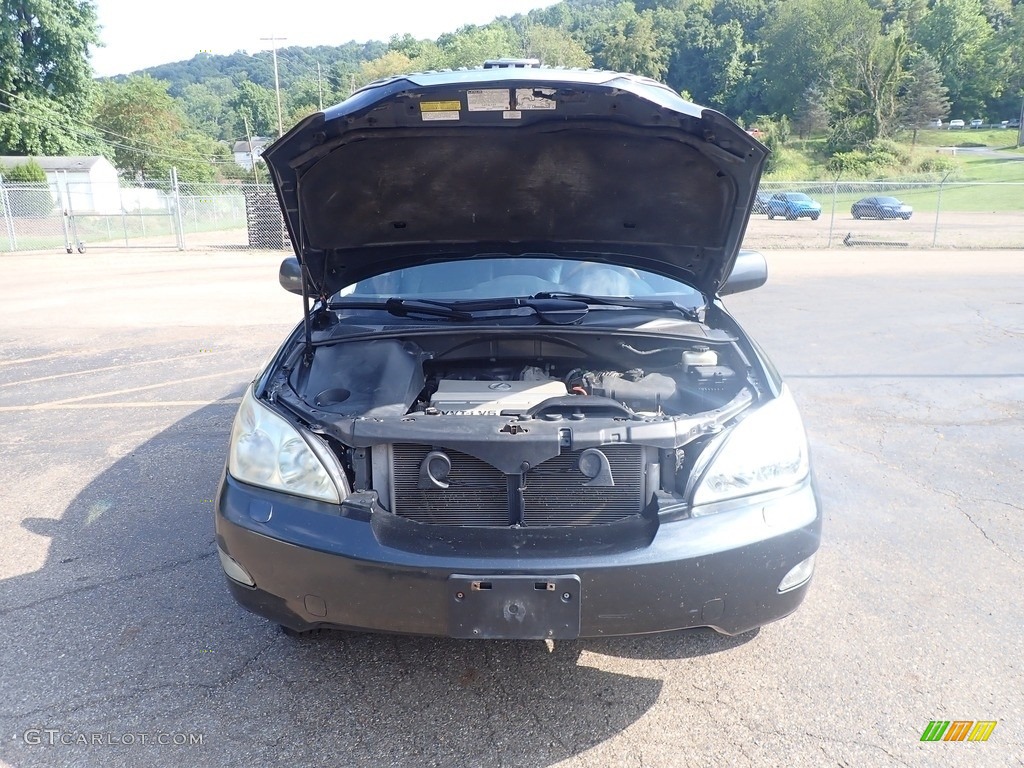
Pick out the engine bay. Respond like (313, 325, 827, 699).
(286, 330, 748, 421)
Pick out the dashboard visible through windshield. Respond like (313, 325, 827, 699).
(339, 256, 704, 306)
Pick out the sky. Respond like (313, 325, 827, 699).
(89, 0, 560, 77)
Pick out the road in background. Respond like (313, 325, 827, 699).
(0, 248, 1021, 767)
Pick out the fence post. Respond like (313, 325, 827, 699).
(932, 171, 951, 247)
(171, 167, 186, 250)
(63, 171, 83, 253)
(0, 174, 17, 252)
(826, 171, 841, 248)
(56, 170, 75, 253)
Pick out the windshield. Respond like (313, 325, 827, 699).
(876, 197, 900, 205)
(338, 256, 705, 306)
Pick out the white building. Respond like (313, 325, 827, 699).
(232, 138, 271, 171)
(0, 155, 123, 214)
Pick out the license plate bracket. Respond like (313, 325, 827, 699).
(448, 574, 581, 640)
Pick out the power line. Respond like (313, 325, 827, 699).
(259, 34, 287, 136)
(0, 96, 236, 166)
(0, 85, 235, 162)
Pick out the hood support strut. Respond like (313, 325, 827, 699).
(294, 183, 315, 360)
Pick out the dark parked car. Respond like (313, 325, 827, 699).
(216, 65, 821, 641)
(766, 192, 821, 220)
(851, 196, 913, 220)
(752, 192, 771, 214)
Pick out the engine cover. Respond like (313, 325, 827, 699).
(430, 379, 567, 415)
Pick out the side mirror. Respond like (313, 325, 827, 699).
(720, 250, 768, 296)
(279, 257, 304, 296)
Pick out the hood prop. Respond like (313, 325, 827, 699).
(294, 183, 315, 362)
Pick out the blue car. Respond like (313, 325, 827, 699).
(767, 192, 822, 221)
(851, 196, 913, 220)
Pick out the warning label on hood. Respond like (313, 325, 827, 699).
(467, 89, 511, 112)
(420, 100, 461, 121)
(516, 88, 557, 110)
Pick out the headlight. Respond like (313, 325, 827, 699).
(690, 386, 809, 509)
(228, 386, 341, 503)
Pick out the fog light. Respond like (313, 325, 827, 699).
(778, 554, 815, 593)
(218, 546, 255, 587)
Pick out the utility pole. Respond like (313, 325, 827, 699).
(260, 34, 286, 136)
(317, 61, 324, 110)
(1017, 92, 1024, 148)
(243, 115, 260, 184)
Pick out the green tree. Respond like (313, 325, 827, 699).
(436, 23, 521, 69)
(356, 51, 415, 88)
(92, 75, 216, 182)
(759, 0, 886, 117)
(594, 7, 670, 79)
(226, 80, 277, 139)
(0, 0, 100, 155)
(668, 15, 751, 110)
(794, 83, 831, 139)
(914, 0, 996, 115)
(524, 25, 592, 67)
(842, 28, 912, 139)
(897, 50, 951, 142)
(180, 83, 227, 140)
(2, 157, 46, 181)
(1, 158, 55, 216)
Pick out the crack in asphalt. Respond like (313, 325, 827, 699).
(6, 636, 277, 724)
(931, 488, 1022, 568)
(968, 304, 1024, 341)
(0, 551, 217, 617)
(977, 496, 1024, 513)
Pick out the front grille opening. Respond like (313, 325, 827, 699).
(390, 443, 646, 527)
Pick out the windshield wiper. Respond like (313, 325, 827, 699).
(326, 296, 592, 324)
(531, 292, 703, 321)
(326, 297, 474, 320)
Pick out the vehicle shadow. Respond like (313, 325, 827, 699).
(0, 398, 753, 768)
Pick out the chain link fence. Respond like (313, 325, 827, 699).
(747, 179, 1024, 249)
(1, 171, 1022, 254)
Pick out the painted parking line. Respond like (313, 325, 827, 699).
(0, 369, 253, 412)
(0, 353, 218, 388)
(0, 351, 86, 368)
(0, 399, 242, 412)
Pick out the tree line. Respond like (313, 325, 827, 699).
(2, 0, 1021, 182)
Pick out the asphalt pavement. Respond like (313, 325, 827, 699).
(0, 248, 1021, 767)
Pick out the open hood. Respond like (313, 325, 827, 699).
(262, 67, 767, 298)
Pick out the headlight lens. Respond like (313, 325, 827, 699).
(691, 386, 809, 509)
(228, 386, 340, 503)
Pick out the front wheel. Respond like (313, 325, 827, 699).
(810, 213, 820, 221)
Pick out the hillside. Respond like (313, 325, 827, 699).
(121, 41, 388, 97)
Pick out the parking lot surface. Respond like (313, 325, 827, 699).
(0, 248, 1021, 767)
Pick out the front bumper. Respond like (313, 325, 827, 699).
(215, 474, 821, 638)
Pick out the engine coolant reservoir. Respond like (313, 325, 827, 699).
(682, 347, 718, 368)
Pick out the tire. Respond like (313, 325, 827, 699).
(768, 212, 775, 220)
(810, 213, 820, 221)
(902, 213, 911, 220)
(852, 211, 860, 219)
